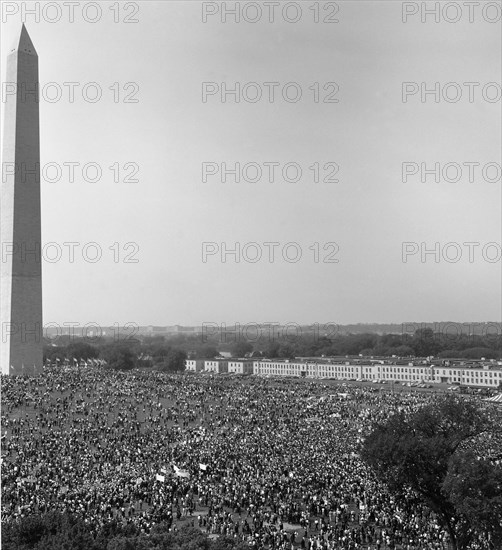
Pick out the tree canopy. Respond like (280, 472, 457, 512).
(101, 343, 137, 371)
(361, 396, 501, 549)
(1, 516, 250, 550)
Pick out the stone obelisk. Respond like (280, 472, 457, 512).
(1, 25, 43, 375)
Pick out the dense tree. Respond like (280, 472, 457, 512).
(228, 341, 253, 358)
(345, 334, 379, 355)
(1, 512, 101, 550)
(156, 349, 187, 372)
(361, 397, 498, 550)
(389, 344, 414, 357)
(191, 345, 218, 359)
(411, 328, 441, 357)
(262, 341, 281, 358)
(67, 341, 99, 361)
(2, 517, 251, 550)
(101, 344, 137, 370)
(151, 345, 172, 364)
(443, 451, 502, 548)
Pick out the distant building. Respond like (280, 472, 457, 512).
(143, 325, 204, 336)
(185, 357, 502, 388)
(204, 359, 228, 373)
(433, 364, 501, 387)
(228, 360, 254, 374)
(185, 359, 205, 372)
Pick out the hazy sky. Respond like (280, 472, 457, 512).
(1, 1, 501, 326)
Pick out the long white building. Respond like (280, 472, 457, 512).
(185, 359, 229, 373)
(252, 360, 502, 388)
(185, 358, 502, 388)
(228, 360, 254, 374)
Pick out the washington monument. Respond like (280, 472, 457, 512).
(1, 25, 43, 375)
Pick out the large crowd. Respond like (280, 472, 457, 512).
(1, 368, 500, 549)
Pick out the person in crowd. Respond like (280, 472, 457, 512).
(1, 367, 499, 549)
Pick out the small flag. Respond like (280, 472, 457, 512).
(199, 463, 208, 471)
(156, 474, 165, 482)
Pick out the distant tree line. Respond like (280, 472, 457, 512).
(43, 327, 501, 370)
(220, 328, 501, 360)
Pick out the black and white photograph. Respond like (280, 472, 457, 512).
(1, 1, 501, 549)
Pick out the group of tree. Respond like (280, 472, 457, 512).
(43, 338, 187, 373)
(230, 328, 501, 360)
(2, 517, 250, 550)
(43, 327, 501, 370)
(361, 396, 502, 550)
